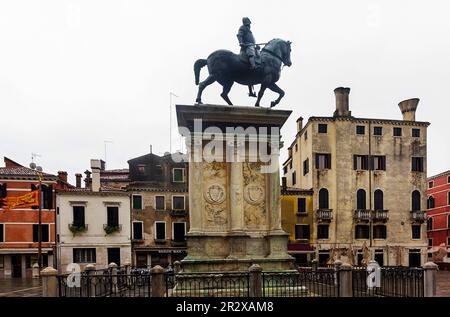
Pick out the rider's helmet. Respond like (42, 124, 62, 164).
(242, 17, 251, 26)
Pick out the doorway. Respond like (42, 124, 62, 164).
(107, 248, 121, 267)
(11, 255, 22, 278)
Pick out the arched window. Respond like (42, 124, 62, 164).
(319, 188, 329, 209)
(374, 190, 384, 211)
(427, 196, 435, 209)
(412, 191, 421, 211)
(427, 218, 433, 231)
(357, 189, 366, 210)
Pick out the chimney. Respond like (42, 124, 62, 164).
(84, 170, 92, 189)
(282, 177, 287, 191)
(100, 160, 106, 171)
(90, 159, 101, 192)
(398, 98, 419, 121)
(296, 117, 304, 132)
(75, 173, 82, 188)
(57, 171, 68, 183)
(333, 87, 351, 117)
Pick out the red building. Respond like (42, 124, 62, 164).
(427, 170, 450, 262)
(0, 157, 71, 278)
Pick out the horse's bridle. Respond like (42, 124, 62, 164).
(262, 48, 288, 66)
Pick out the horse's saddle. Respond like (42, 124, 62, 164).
(239, 46, 262, 66)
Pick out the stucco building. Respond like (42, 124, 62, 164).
(426, 170, 450, 262)
(56, 159, 132, 272)
(282, 87, 429, 267)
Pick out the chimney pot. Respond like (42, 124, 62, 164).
(75, 173, 82, 188)
(90, 159, 101, 192)
(296, 117, 304, 132)
(57, 171, 68, 183)
(398, 98, 419, 121)
(333, 87, 351, 117)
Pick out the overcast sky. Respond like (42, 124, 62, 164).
(1, 0, 449, 183)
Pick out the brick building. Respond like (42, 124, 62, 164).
(427, 170, 450, 262)
(0, 157, 70, 278)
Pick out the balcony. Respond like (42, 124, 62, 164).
(103, 224, 122, 235)
(316, 209, 333, 222)
(372, 210, 389, 222)
(154, 239, 167, 244)
(68, 223, 88, 235)
(411, 210, 426, 222)
(171, 240, 187, 247)
(170, 209, 188, 217)
(354, 209, 371, 222)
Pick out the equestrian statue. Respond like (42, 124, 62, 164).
(194, 17, 292, 108)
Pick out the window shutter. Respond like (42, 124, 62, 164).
(315, 154, 319, 169)
(353, 155, 357, 170)
(33, 224, 39, 242)
(42, 224, 49, 242)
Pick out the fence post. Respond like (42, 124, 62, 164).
(124, 261, 131, 275)
(338, 263, 352, 297)
(109, 262, 118, 294)
(423, 262, 438, 297)
(85, 264, 96, 297)
(151, 265, 165, 297)
(173, 261, 181, 274)
(32, 263, 40, 278)
(249, 264, 262, 297)
(41, 267, 58, 297)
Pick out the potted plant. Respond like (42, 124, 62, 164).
(103, 224, 121, 235)
(68, 223, 87, 236)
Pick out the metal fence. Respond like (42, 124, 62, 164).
(352, 266, 424, 297)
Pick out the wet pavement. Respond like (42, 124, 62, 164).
(0, 278, 42, 297)
(436, 270, 450, 297)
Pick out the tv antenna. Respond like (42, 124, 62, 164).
(170, 92, 179, 154)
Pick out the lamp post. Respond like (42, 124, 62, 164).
(30, 161, 43, 273)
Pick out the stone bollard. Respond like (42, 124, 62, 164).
(32, 263, 40, 279)
(41, 267, 58, 297)
(333, 260, 343, 286)
(108, 262, 118, 294)
(85, 264, 96, 297)
(151, 265, 165, 297)
(337, 263, 353, 297)
(423, 262, 438, 297)
(249, 264, 262, 297)
(173, 261, 182, 274)
(124, 261, 131, 275)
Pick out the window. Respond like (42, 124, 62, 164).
(371, 156, 386, 171)
(408, 249, 421, 267)
(393, 127, 402, 136)
(283, 166, 288, 175)
(412, 128, 420, 138)
(357, 189, 367, 210)
(318, 250, 330, 266)
(318, 124, 327, 133)
(0, 224, 3, 242)
(155, 196, 165, 210)
(297, 198, 306, 213)
(428, 239, 433, 247)
(318, 188, 329, 209)
(373, 126, 382, 136)
(72, 206, 85, 227)
(137, 164, 146, 174)
(317, 225, 329, 239)
(295, 224, 310, 240)
(374, 190, 384, 210)
(33, 224, 49, 242)
(355, 225, 369, 239)
(448, 192, 450, 206)
(354, 155, 369, 170)
(315, 153, 331, 169)
(374, 250, 384, 266)
(0, 255, 3, 269)
(155, 222, 166, 240)
(373, 225, 387, 239)
(304, 131, 308, 141)
(172, 196, 185, 210)
(448, 214, 450, 229)
(133, 222, 143, 240)
(427, 196, 435, 209)
(412, 225, 421, 239)
(173, 222, 186, 241)
(173, 168, 185, 182)
(0, 183, 6, 198)
(107, 206, 119, 227)
(356, 250, 363, 266)
(73, 248, 96, 263)
(428, 181, 433, 188)
(412, 191, 421, 211)
(448, 237, 450, 246)
(132, 195, 143, 210)
(41, 185, 53, 209)
(289, 161, 292, 169)
(412, 157, 424, 172)
(427, 218, 433, 231)
(292, 171, 296, 185)
(303, 158, 309, 175)
(295, 143, 298, 152)
(356, 125, 365, 135)
(448, 176, 450, 184)
(107, 248, 121, 266)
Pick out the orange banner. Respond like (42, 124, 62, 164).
(0, 190, 40, 210)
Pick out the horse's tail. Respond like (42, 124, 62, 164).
(194, 59, 207, 85)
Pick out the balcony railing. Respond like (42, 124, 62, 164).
(354, 209, 371, 222)
(170, 209, 188, 217)
(411, 210, 426, 222)
(372, 210, 389, 221)
(316, 209, 333, 222)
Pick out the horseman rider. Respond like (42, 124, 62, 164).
(237, 17, 258, 97)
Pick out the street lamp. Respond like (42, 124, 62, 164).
(29, 162, 43, 273)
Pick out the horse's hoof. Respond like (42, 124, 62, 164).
(255, 104, 260, 107)
(270, 102, 277, 108)
(195, 100, 203, 105)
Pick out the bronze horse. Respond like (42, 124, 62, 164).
(194, 39, 292, 107)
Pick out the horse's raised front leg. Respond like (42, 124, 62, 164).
(268, 83, 285, 108)
(196, 75, 216, 104)
(220, 82, 234, 106)
(255, 84, 267, 107)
